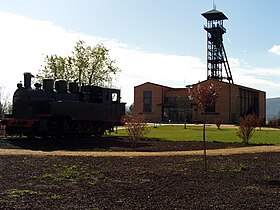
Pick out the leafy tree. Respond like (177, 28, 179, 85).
(187, 83, 221, 170)
(37, 40, 120, 87)
(37, 55, 74, 81)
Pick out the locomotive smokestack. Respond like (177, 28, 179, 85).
(23, 72, 34, 89)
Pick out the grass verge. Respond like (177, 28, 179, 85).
(112, 124, 280, 145)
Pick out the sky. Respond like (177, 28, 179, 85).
(0, 0, 280, 105)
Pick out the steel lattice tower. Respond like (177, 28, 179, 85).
(202, 8, 233, 84)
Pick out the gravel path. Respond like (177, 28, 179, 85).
(0, 145, 279, 156)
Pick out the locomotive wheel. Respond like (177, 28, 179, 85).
(62, 120, 71, 138)
(71, 122, 82, 137)
(83, 122, 93, 137)
(63, 120, 70, 133)
(27, 134, 35, 140)
(94, 123, 104, 137)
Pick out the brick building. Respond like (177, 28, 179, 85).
(134, 8, 266, 124)
(134, 80, 266, 124)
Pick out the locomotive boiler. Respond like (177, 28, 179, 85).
(0, 72, 125, 138)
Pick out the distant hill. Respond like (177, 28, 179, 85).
(266, 97, 280, 119)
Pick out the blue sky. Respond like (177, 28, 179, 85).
(1, 0, 280, 104)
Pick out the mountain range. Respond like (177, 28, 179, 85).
(266, 97, 280, 120)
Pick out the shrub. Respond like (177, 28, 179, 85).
(238, 163, 247, 172)
(236, 114, 258, 144)
(268, 119, 278, 128)
(268, 118, 279, 128)
(257, 117, 263, 130)
(121, 114, 150, 149)
(214, 117, 222, 129)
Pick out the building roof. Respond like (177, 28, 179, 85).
(135, 80, 265, 94)
(134, 82, 173, 89)
(201, 9, 228, 20)
(135, 82, 189, 92)
(196, 79, 265, 93)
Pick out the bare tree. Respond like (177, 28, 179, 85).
(187, 83, 221, 171)
(0, 86, 12, 118)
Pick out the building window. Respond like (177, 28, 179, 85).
(163, 96, 192, 122)
(143, 91, 152, 113)
(239, 89, 259, 116)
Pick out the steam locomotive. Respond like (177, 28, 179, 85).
(0, 72, 125, 138)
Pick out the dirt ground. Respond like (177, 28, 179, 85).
(0, 137, 280, 209)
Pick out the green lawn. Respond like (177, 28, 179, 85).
(113, 125, 280, 145)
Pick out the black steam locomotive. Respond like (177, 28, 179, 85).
(0, 72, 125, 138)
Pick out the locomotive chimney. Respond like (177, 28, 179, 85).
(23, 72, 34, 89)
